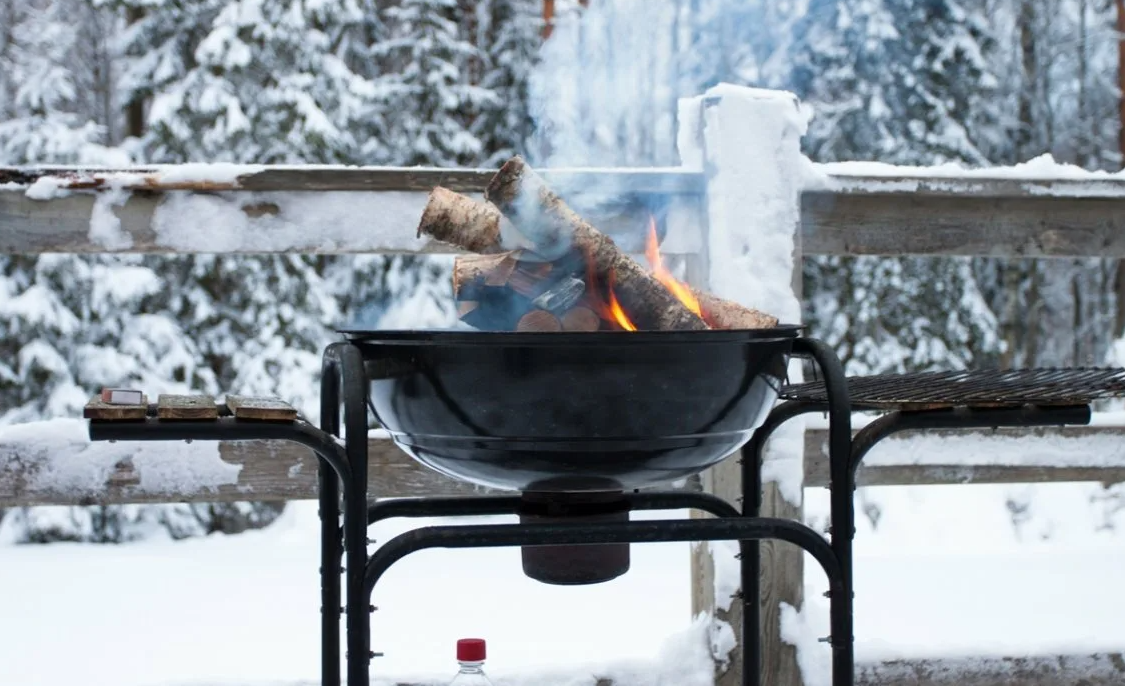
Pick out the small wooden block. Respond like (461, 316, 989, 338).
(225, 395, 298, 422)
(84, 395, 148, 421)
(156, 394, 219, 420)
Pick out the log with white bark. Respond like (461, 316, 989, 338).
(482, 157, 709, 331)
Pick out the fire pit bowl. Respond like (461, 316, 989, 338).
(342, 327, 800, 493)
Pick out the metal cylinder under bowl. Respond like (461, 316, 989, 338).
(517, 490, 631, 585)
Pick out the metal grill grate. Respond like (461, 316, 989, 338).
(781, 367, 1125, 411)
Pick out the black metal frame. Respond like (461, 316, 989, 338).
(314, 336, 858, 686)
(86, 335, 1097, 686)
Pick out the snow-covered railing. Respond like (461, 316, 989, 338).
(3, 155, 1125, 257)
(4, 422, 1124, 508)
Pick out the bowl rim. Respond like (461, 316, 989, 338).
(338, 324, 804, 346)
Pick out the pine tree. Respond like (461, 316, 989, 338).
(790, 0, 1000, 165)
(788, 0, 1005, 373)
(0, 0, 456, 543)
(0, 0, 122, 164)
(120, 0, 381, 164)
(378, 0, 496, 166)
(473, 0, 542, 165)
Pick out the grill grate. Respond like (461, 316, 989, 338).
(780, 367, 1125, 411)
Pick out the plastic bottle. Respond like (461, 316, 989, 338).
(448, 638, 494, 685)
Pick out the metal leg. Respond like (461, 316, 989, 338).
(360, 515, 849, 686)
(741, 400, 825, 686)
(849, 404, 1090, 478)
(792, 337, 854, 686)
(320, 347, 345, 686)
(328, 343, 373, 686)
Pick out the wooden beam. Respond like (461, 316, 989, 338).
(4, 426, 1124, 507)
(807, 425, 1125, 487)
(0, 166, 706, 194)
(0, 186, 701, 256)
(856, 652, 1125, 686)
(0, 435, 700, 507)
(802, 176, 1125, 258)
(7, 166, 1125, 258)
(381, 653, 1125, 686)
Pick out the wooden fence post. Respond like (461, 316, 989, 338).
(680, 85, 809, 686)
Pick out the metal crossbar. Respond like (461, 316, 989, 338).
(782, 367, 1125, 411)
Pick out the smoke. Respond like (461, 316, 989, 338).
(524, 0, 794, 171)
(526, 0, 683, 170)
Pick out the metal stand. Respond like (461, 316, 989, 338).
(317, 336, 859, 686)
(85, 335, 1105, 686)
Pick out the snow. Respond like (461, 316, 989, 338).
(23, 175, 71, 200)
(0, 418, 239, 501)
(150, 190, 439, 253)
(89, 184, 134, 250)
(807, 153, 1125, 198)
(678, 84, 808, 505)
(4, 493, 1125, 686)
(800, 410, 1125, 469)
(0, 503, 715, 686)
(152, 162, 267, 184)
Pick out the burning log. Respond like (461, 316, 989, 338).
(417, 157, 779, 332)
(483, 156, 708, 332)
(693, 289, 779, 329)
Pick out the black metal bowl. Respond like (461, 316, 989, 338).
(341, 327, 800, 492)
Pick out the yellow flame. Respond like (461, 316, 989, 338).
(607, 282, 637, 331)
(645, 217, 703, 317)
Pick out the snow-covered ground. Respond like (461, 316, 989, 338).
(4, 480, 1125, 686)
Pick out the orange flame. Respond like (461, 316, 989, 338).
(606, 272, 637, 331)
(645, 216, 702, 317)
(582, 245, 639, 331)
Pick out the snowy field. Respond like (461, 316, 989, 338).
(4, 480, 1125, 686)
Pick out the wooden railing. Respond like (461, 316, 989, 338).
(3, 88, 1125, 686)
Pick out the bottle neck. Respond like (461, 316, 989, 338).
(457, 660, 485, 673)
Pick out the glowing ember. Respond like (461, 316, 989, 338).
(645, 216, 702, 317)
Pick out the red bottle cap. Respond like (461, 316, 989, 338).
(456, 638, 486, 662)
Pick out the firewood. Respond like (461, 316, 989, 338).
(453, 252, 521, 299)
(516, 309, 563, 332)
(484, 157, 708, 332)
(418, 187, 504, 254)
(532, 276, 585, 313)
(560, 306, 601, 332)
(692, 290, 779, 329)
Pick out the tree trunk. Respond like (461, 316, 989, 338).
(1017, 0, 1038, 159)
(125, 7, 146, 139)
(1117, 0, 1125, 165)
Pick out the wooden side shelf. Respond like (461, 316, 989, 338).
(83, 393, 299, 423)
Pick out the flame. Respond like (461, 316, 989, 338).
(577, 216, 703, 332)
(606, 272, 637, 331)
(645, 216, 702, 317)
(582, 246, 639, 331)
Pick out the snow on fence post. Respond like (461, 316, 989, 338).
(678, 84, 809, 686)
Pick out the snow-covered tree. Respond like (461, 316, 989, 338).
(473, 0, 543, 164)
(115, 0, 381, 164)
(789, 0, 1000, 166)
(0, 0, 124, 164)
(378, 0, 495, 166)
(0, 0, 458, 544)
